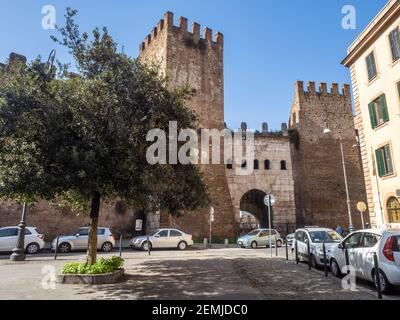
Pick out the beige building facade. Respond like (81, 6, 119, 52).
(343, 0, 400, 228)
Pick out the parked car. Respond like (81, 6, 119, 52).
(237, 228, 283, 249)
(0, 226, 45, 254)
(329, 228, 400, 294)
(286, 233, 295, 246)
(292, 227, 342, 268)
(52, 227, 115, 253)
(130, 229, 193, 251)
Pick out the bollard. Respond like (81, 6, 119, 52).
(295, 240, 299, 264)
(285, 240, 289, 261)
(147, 235, 151, 256)
(119, 234, 122, 257)
(307, 240, 311, 270)
(224, 239, 229, 248)
(203, 238, 208, 249)
(345, 248, 350, 275)
(373, 252, 383, 299)
(275, 238, 278, 257)
(323, 242, 328, 277)
(54, 236, 59, 260)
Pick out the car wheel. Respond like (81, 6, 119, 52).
(330, 259, 342, 278)
(251, 241, 257, 249)
(178, 241, 187, 251)
(58, 242, 71, 253)
(26, 243, 40, 254)
(101, 242, 113, 252)
(141, 241, 152, 251)
(310, 254, 318, 269)
(276, 240, 283, 248)
(373, 269, 393, 295)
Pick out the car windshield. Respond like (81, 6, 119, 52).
(246, 230, 260, 236)
(309, 230, 342, 243)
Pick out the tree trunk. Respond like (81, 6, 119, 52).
(86, 191, 101, 265)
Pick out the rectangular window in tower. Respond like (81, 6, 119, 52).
(375, 144, 394, 177)
(389, 27, 400, 62)
(366, 51, 378, 81)
(368, 94, 389, 129)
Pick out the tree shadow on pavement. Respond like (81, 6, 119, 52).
(71, 257, 381, 300)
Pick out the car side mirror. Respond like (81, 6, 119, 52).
(155, 234, 160, 238)
(338, 243, 344, 250)
(75, 234, 80, 237)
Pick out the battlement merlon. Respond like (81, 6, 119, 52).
(139, 12, 224, 54)
(294, 80, 351, 98)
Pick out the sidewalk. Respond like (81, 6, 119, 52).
(44, 240, 238, 250)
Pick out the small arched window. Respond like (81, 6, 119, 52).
(388, 197, 400, 223)
(241, 160, 247, 169)
(264, 160, 270, 170)
(226, 159, 233, 170)
(254, 159, 259, 170)
(281, 160, 287, 170)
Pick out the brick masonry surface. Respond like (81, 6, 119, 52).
(0, 13, 368, 239)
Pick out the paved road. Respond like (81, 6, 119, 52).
(0, 247, 399, 300)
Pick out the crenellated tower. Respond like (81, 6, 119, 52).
(139, 12, 236, 238)
(289, 81, 368, 229)
(139, 12, 224, 130)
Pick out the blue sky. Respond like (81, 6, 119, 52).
(0, 0, 388, 131)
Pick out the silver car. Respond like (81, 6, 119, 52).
(0, 226, 45, 254)
(292, 227, 343, 268)
(329, 228, 400, 294)
(52, 227, 115, 253)
(131, 228, 194, 251)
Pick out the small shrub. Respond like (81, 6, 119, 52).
(62, 256, 124, 275)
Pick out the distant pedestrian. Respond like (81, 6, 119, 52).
(336, 225, 344, 236)
(365, 222, 370, 229)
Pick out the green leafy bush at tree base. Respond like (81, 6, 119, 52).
(62, 256, 124, 275)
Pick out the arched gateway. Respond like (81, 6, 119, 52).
(240, 189, 272, 233)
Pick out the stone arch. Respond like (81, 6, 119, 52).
(239, 189, 273, 233)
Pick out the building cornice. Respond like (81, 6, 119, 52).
(342, 0, 400, 67)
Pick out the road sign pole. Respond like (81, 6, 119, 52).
(268, 195, 272, 258)
(360, 211, 365, 230)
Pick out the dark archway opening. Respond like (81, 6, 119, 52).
(239, 189, 273, 234)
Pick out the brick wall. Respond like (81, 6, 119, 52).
(139, 12, 237, 238)
(289, 81, 369, 230)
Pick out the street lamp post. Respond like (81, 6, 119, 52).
(324, 126, 354, 233)
(10, 203, 28, 261)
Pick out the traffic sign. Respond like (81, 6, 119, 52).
(264, 194, 276, 206)
(357, 201, 367, 213)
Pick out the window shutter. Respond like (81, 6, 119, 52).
(375, 149, 385, 177)
(397, 81, 400, 98)
(379, 94, 389, 123)
(389, 30, 396, 60)
(368, 102, 377, 129)
(390, 27, 400, 60)
(384, 145, 393, 174)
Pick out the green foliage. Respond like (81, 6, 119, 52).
(62, 256, 124, 274)
(0, 7, 210, 215)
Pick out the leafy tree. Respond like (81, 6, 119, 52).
(0, 8, 210, 264)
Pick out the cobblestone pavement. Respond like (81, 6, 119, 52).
(0, 247, 399, 300)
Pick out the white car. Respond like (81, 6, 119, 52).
(329, 228, 400, 294)
(52, 227, 115, 253)
(292, 227, 343, 268)
(130, 229, 193, 251)
(0, 226, 45, 254)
